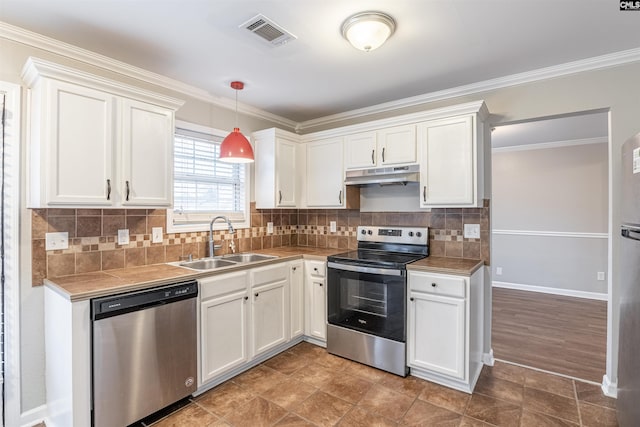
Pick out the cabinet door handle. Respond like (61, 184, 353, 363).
(106, 179, 111, 200)
(382, 147, 385, 162)
(292, 266, 297, 271)
(279, 190, 282, 204)
(432, 283, 437, 287)
(254, 292, 259, 298)
(371, 149, 375, 164)
(410, 297, 414, 301)
(423, 186, 426, 202)
(319, 283, 323, 287)
(125, 180, 130, 201)
(338, 190, 342, 204)
(244, 296, 249, 301)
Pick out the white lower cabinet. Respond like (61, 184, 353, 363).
(305, 260, 327, 343)
(407, 269, 484, 393)
(289, 261, 305, 339)
(199, 271, 250, 384)
(251, 263, 289, 357)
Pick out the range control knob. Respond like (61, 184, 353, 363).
(416, 232, 422, 238)
(361, 229, 367, 235)
(367, 230, 373, 235)
(408, 231, 414, 237)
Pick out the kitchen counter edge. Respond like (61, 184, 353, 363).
(407, 256, 485, 276)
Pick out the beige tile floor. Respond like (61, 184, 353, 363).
(149, 342, 618, 427)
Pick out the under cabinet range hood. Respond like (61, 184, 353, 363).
(344, 164, 420, 186)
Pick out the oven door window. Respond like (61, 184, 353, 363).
(327, 268, 406, 342)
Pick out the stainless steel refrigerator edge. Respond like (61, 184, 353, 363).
(617, 132, 640, 426)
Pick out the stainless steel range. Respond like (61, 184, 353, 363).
(327, 225, 429, 376)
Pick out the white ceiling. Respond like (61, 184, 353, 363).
(1, 1, 639, 124)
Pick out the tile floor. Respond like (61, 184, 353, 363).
(149, 342, 618, 427)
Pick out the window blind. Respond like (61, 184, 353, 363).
(172, 127, 247, 226)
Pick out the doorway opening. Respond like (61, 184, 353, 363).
(490, 110, 609, 383)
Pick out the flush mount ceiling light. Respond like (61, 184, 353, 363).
(341, 11, 396, 52)
(219, 81, 255, 163)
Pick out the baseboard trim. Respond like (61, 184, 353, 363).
(492, 281, 608, 301)
(483, 349, 495, 366)
(601, 374, 618, 398)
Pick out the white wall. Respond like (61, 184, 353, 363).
(492, 142, 609, 296)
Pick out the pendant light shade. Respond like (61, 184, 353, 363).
(219, 81, 255, 163)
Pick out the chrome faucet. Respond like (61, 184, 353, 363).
(209, 215, 235, 257)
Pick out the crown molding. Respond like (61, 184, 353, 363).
(3, 21, 640, 133)
(0, 21, 298, 130)
(296, 48, 640, 132)
(492, 136, 608, 153)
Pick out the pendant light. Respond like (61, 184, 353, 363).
(219, 81, 255, 163)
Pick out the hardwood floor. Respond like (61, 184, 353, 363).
(492, 287, 607, 383)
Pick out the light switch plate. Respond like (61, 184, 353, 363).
(152, 227, 163, 243)
(267, 222, 274, 234)
(117, 229, 130, 245)
(464, 224, 480, 239)
(330, 221, 337, 233)
(45, 232, 69, 251)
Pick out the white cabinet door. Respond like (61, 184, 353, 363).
(344, 132, 377, 170)
(377, 124, 416, 166)
(200, 290, 249, 383)
(121, 99, 174, 206)
(276, 138, 297, 207)
(43, 80, 115, 206)
(289, 261, 304, 339)
(252, 280, 288, 357)
(307, 279, 327, 341)
(306, 137, 344, 207)
(407, 290, 466, 380)
(418, 116, 475, 207)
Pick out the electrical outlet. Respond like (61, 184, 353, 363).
(330, 221, 337, 233)
(464, 224, 481, 239)
(496, 267, 503, 276)
(117, 229, 130, 245)
(267, 222, 274, 234)
(45, 232, 69, 251)
(597, 271, 605, 281)
(152, 227, 163, 243)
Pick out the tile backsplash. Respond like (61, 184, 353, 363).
(31, 201, 490, 285)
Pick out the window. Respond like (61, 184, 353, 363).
(167, 121, 250, 232)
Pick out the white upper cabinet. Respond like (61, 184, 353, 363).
(306, 137, 345, 207)
(253, 128, 300, 208)
(418, 115, 481, 207)
(344, 124, 416, 170)
(22, 57, 183, 208)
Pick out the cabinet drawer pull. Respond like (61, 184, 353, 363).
(106, 179, 111, 200)
(338, 190, 342, 204)
(423, 186, 426, 202)
(319, 283, 323, 287)
(279, 190, 282, 204)
(244, 296, 248, 301)
(292, 266, 297, 271)
(371, 149, 375, 164)
(125, 180, 130, 201)
(254, 292, 259, 298)
(432, 283, 437, 287)
(410, 297, 414, 301)
(382, 147, 385, 162)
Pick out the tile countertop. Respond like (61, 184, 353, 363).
(407, 256, 485, 276)
(44, 246, 345, 302)
(44, 247, 484, 302)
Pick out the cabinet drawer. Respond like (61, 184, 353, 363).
(200, 271, 249, 300)
(251, 263, 288, 287)
(306, 261, 326, 278)
(409, 272, 466, 298)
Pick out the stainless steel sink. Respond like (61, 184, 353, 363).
(222, 253, 277, 263)
(179, 258, 236, 270)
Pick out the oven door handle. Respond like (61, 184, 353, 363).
(327, 262, 403, 277)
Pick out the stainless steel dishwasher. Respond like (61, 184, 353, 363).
(91, 280, 198, 427)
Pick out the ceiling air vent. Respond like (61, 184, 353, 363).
(240, 14, 297, 46)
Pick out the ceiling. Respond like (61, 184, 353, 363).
(1, 1, 639, 124)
